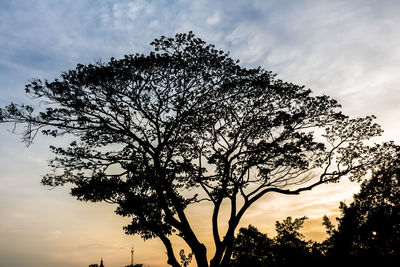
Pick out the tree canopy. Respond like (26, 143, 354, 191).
(232, 225, 274, 266)
(232, 218, 321, 267)
(324, 146, 400, 259)
(0, 32, 388, 267)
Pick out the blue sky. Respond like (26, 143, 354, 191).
(1, 1, 400, 266)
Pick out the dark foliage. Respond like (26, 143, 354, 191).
(232, 152, 400, 267)
(273, 216, 322, 266)
(232, 218, 322, 267)
(0, 32, 388, 267)
(232, 225, 274, 266)
(324, 148, 400, 260)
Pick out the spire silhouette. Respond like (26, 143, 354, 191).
(131, 246, 134, 265)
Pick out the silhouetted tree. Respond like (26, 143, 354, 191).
(275, 216, 307, 246)
(0, 32, 388, 267)
(231, 225, 274, 266)
(232, 218, 323, 267)
(324, 148, 400, 261)
(274, 217, 309, 263)
(273, 216, 322, 266)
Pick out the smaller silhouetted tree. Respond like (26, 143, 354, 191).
(231, 225, 274, 266)
(275, 216, 308, 248)
(273, 216, 322, 266)
(232, 217, 323, 267)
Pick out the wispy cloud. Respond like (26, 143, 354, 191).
(1, 1, 400, 266)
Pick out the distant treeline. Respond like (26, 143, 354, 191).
(231, 161, 400, 267)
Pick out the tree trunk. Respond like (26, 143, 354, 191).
(210, 244, 225, 267)
(191, 243, 209, 267)
(158, 234, 181, 267)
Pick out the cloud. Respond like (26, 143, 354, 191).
(1, 1, 400, 266)
(45, 230, 62, 240)
(206, 12, 221, 25)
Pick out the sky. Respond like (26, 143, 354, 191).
(1, 0, 400, 266)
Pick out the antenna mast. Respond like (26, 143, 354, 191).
(131, 245, 134, 266)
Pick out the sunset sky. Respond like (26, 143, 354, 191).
(1, 1, 400, 266)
